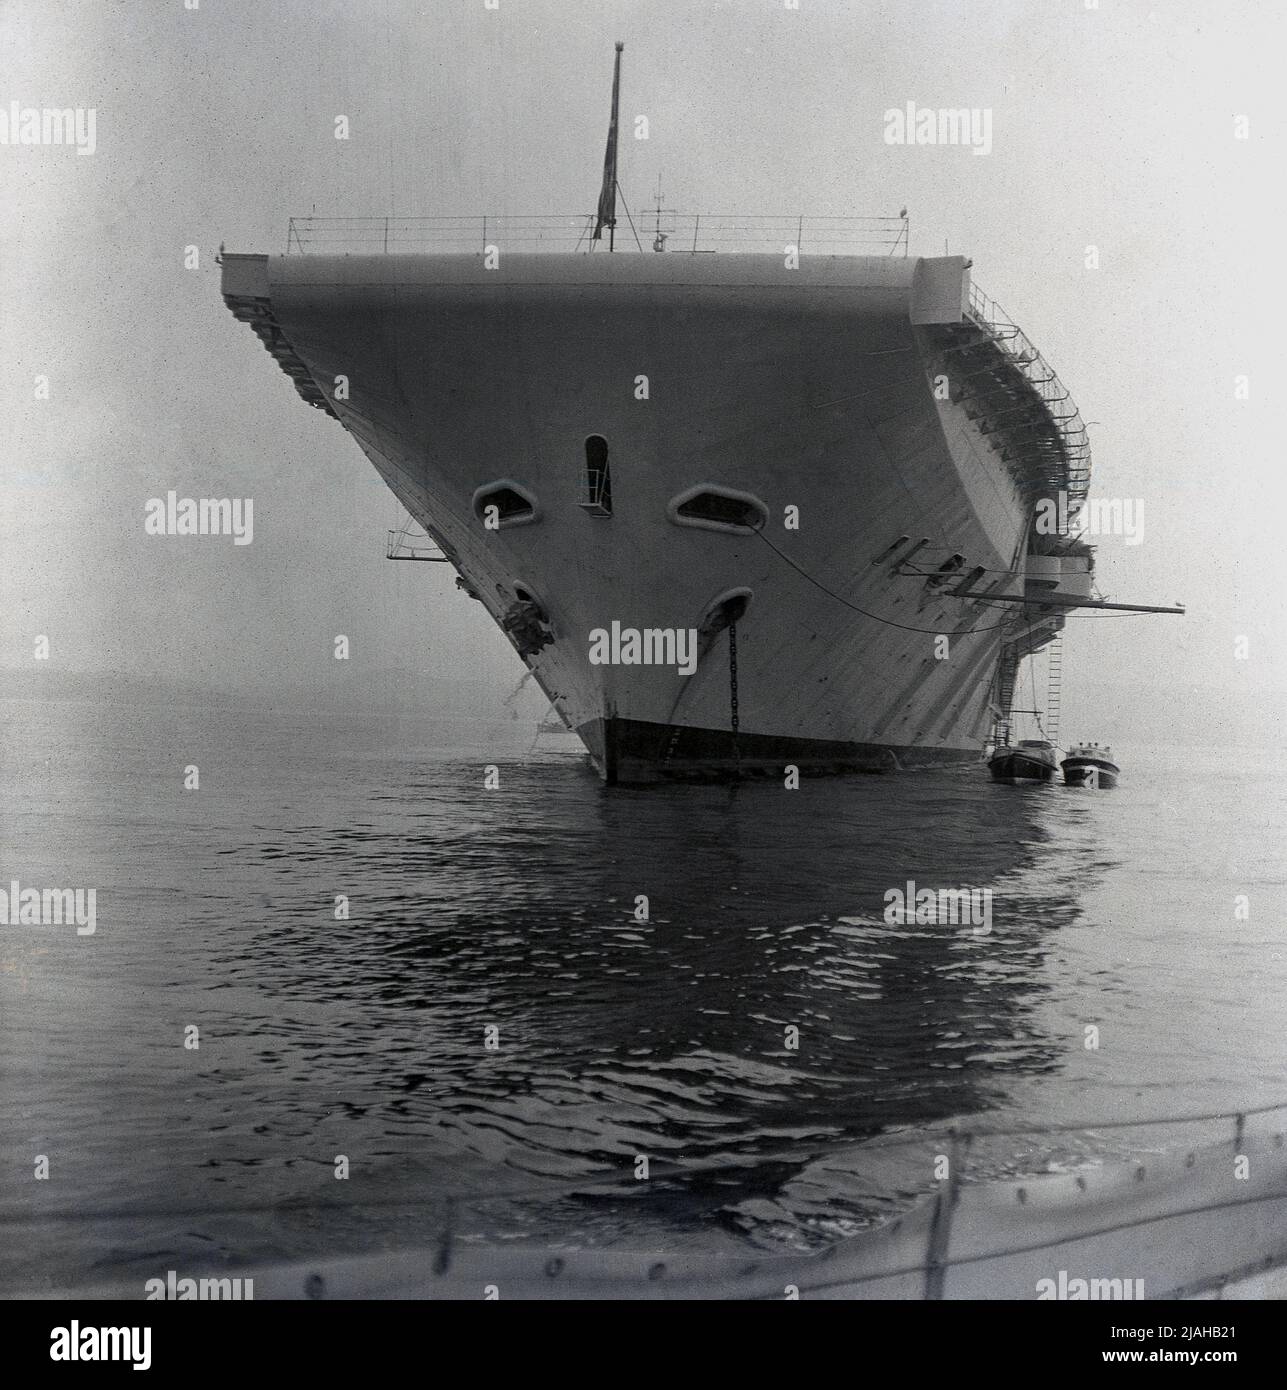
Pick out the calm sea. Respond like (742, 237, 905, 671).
(2, 696, 1284, 1294)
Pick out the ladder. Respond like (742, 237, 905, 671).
(1045, 634, 1064, 745)
(990, 646, 1019, 746)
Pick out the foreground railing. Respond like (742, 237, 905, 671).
(33, 1098, 1287, 1301)
(285, 212, 911, 257)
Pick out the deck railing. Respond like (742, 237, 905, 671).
(966, 280, 1092, 516)
(285, 212, 911, 257)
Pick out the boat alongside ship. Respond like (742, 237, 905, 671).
(988, 738, 1058, 785)
(1062, 742, 1120, 788)
(986, 738, 1121, 789)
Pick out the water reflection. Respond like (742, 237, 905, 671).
(2, 701, 1139, 1284)
(211, 758, 1100, 1245)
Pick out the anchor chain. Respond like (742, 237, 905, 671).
(728, 622, 741, 777)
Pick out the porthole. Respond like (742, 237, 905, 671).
(472, 480, 540, 529)
(668, 485, 768, 535)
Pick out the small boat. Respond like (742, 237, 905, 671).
(1061, 742, 1120, 789)
(988, 739, 1057, 784)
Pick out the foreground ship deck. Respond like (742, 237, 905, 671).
(221, 219, 1097, 782)
(67, 1101, 1287, 1300)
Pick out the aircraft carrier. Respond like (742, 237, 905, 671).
(221, 217, 1105, 782)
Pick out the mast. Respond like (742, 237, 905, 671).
(592, 42, 624, 251)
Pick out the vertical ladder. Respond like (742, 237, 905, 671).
(1045, 634, 1064, 745)
(990, 646, 1018, 746)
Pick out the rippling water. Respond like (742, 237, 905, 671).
(2, 696, 1284, 1292)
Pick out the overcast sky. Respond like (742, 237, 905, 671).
(2, 0, 1284, 730)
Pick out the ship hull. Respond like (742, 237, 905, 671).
(222, 250, 1071, 784)
(583, 716, 981, 783)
